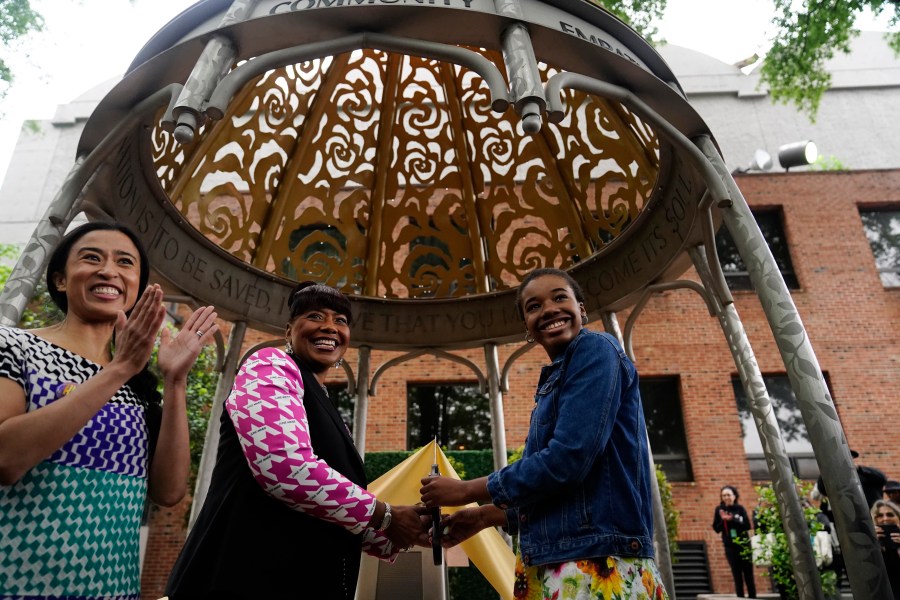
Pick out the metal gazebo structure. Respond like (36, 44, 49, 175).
(0, 1, 890, 598)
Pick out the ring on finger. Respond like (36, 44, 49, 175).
(196, 330, 204, 337)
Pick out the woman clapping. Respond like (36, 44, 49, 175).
(0, 222, 217, 599)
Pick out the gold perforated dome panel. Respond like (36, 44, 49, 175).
(80, 0, 715, 348)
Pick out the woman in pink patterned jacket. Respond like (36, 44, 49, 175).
(166, 281, 428, 599)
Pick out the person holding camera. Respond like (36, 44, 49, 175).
(871, 499, 900, 599)
(713, 485, 757, 598)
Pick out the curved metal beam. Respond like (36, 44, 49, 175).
(499, 342, 537, 393)
(369, 350, 428, 396)
(622, 279, 715, 361)
(368, 348, 488, 395)
(206, 32, 510, 122)
(696, 135, 890, 600)
(699, 202, 734, 307)
(427, 349, 487, 394)
(338, 359, 357, 397)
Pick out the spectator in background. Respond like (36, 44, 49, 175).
(713, 485, 757, 598)
(809, 449, 885, 593)
(884, 480, 900, 506)
(871, 499, 900, 600)
(813, 450, 886, 514)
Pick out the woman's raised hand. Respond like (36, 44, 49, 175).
(158, 305, 219, 382)
(110, 285, 166, 376)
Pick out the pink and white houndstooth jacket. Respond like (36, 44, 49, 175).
(227, 346, 396, 560)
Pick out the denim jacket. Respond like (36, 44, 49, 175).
(487, 329, 654, 566)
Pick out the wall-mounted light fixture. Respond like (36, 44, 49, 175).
(733, 149, 773, 174)
(778, 140, 818, 171)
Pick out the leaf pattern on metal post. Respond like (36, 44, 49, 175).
(697, 135, 892, 600)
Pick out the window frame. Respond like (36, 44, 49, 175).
(731, 373, 823, 481)
(639, 375, 694, 482)
(858, 205, 900, 288)
(406, 381, 493, 451)
(715, 207, 799, 291)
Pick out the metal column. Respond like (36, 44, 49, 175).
(601, 312, 675, 597)
(0, 159, 84, 326)
(493, 0, 545, 134)
(189, 320, 247, 530)
(697, 135, 891, 600)
(165, 0, 256, 143)
(690, 246, 823, 600)
(354, 345, 372, 454)
(484, 342, 508, 471)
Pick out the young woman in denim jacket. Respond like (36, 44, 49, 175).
(421, 268, 668, 599)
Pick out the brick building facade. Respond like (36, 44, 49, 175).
(136, 168, 899, 599)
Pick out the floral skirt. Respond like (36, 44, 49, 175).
(514, 551, 669, 600)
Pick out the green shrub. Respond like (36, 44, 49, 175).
(750, 479, 837, 600)
(656, 464, 680, 560)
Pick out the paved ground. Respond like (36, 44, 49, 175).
(696, 594, 852, 599)
(696, 595, 781, 599)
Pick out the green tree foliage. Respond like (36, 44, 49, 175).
(762, 1, 900, 121)
(656, 464, 680, 560)
(811, 155, 848, 171)
(0, 0, 43, 99)
(0, 243, 62, 326)
(0, 244, 18, 282)
(751, 479, 838, 600)
(589, 0, 899, 122)
(584, 0, 667, 41)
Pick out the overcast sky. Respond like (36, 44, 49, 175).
(0, 0, 893, 181)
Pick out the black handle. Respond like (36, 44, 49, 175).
(429, 464, 442, 565)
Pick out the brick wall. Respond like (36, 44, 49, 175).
(141, 169, 900, 598)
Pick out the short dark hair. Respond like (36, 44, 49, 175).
(514, 267, 585, 320)
(288, 281, 353, 325)
(46, 222, 150, 314)
(720, 485, 740, 501)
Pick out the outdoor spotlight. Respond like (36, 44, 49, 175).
(748, 149, 773, 172)
(731, 149, 773, 175)
(778, 140, 818, 171)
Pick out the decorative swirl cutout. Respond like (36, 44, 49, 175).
(151, 47, 659, 300)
